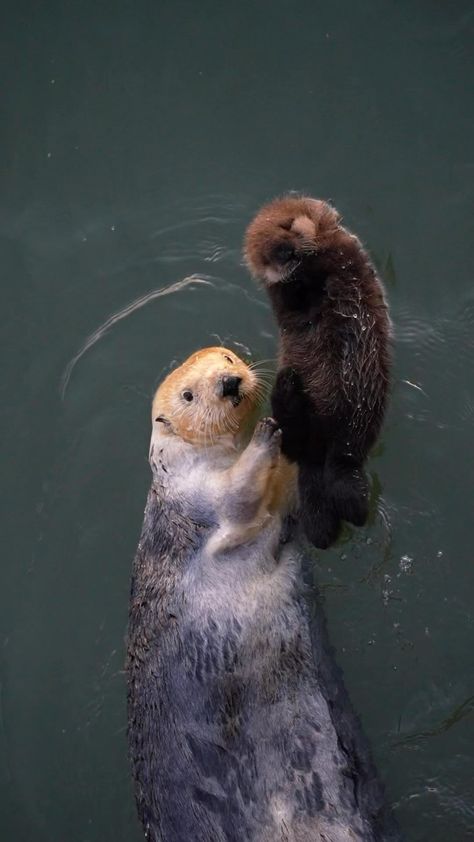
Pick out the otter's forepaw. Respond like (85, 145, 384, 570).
(252, 417, 282, 455)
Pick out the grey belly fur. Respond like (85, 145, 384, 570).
(127, 490, 401, 842)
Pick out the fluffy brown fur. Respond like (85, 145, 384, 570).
(244, 194, 392, 549)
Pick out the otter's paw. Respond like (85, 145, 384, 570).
(252, 417, 282, 456)
(269, 215, 317, 263)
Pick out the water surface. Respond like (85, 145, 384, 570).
(1, 2, 473, 839)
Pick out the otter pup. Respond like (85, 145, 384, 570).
(127, 347, 398, 842)
(244, 195, 392, 549)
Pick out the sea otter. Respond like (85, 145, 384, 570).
(244, 195, 392, 549)
(126, 347, 399, 842)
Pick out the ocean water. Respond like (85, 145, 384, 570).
(1, 1, 473, 839)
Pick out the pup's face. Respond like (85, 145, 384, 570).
(244, 195, 341, 286)
(152, 347, 261, 444)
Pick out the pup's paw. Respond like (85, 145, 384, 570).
(289, 214, 317, 240)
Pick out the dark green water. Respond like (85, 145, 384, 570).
(1, 2, 473, 839)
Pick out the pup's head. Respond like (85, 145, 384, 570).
(152, 347, 261, 445)
(244, 194, 342, 285)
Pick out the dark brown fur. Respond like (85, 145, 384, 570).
(244, 195, 391, 549)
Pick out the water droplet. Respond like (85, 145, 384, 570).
(400, 554, 413, 573)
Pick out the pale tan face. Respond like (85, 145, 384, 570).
(152, 347, 261, 444)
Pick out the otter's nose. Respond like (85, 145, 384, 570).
(271, 242, 295, 264)
(221, 375, 242, 398)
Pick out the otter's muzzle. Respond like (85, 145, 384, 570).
(271, 242, 295, 265)
(221, 375, 243, 405)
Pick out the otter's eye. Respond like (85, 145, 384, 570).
(223, 355, 234, 364)
(182, 390, 193, 402)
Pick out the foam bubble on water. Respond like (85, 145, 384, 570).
(382, 573, 393, 605)
(400, 554, 413, 573)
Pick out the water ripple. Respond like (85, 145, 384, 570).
(392, 695, 474, 748)
(60, 275, 214, 399)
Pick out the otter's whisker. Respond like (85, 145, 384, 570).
(248, 358, 277, 369)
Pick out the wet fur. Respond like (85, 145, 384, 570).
(244, 195, 392, 549)
(126, 350, 399, 841)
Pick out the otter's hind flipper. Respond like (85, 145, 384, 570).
(298, 464, 341, 550)
(325, 457, 370, 527)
